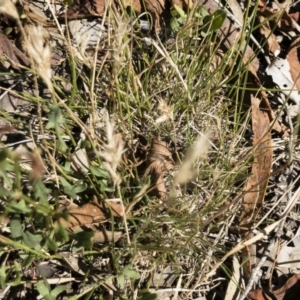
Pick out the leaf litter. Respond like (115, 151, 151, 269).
(2, 0, 300, 298)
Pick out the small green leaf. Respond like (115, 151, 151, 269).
(72, 230, 94, 251)
(138, 290, 158, 300)
(123, 264, 140, 280)
(62, 161, 71, 173)
(210, 9, 227, 30)
(10, 214, 23, 240)
(202, 9, 227, 34)
(73, 182, 87, 194)
(198, 5, 209, 17)
(4, 27, 13, 35)
(60, 178, 77, 199)
(0, 188, 10, 197)
(0, 149, 9, 162)
(90, 166, 110, 178)
(173, 4, 186, 18)
(170, 18, 180, 32)
(170, 4, 187, 31)
(57, 138, 68, 152)
(46, 237, 58, 252)
(46, 105, 65, 129)
(118, 273, 125, 289)
(50, 285, 67, 298)
(63, 0, 73, 6)
(9, 261, 21, 286)
(34, 180, 51, 205)
(22, 231, 43, 250)
(55, 222, 70, 242)
(0, 265, 7, 289)
(7, 199, 31, 214)
(19, 252, 35, 267)
(36, 282, 50, 299)
(100, 181, 115, 193)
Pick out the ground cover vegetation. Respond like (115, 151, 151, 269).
(1, 0, 300, 299)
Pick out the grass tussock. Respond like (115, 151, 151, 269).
(0, 1, 269, 299)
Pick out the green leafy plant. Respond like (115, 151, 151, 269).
(36, 282, 67, 300)
(117, 264, 140, 289)
(170, 4, 187, 31)
(171, 4, 227, 36)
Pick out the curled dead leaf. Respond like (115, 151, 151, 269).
(248, 274, 300, 300)
(124, 0, 142, 13)
(144, 139, 173, 199)
(54, 197, 124, 228)
(0, 31, 30, 69)
(64, 0, 105, 18)
(144, 0, 165, 30)
(258, 15, 280, 55)
(240, 95, 273, 231)
(70, 224, 123, 243)
(287, 37, 300, 89)
(30, 149, 44, 181)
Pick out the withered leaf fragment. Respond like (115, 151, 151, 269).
(0, 31, 30, 69)
(65, 0, 105, 18)
(240, 95, 272, 230)
(55, 197, 124, 228)
(144, 139, 173, 199)
(248, 274, 300, 300)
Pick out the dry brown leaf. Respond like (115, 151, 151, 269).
(144, 0, 165, 30)
(247, 65, 283, 133)
(30, 149, 44, 181)
(55, 196, 124, 228)
(0, 31, 30, 69)
(258, 15, 281, 55)
(289, 12, 300, 23)
(144, 138, 173, 199)
(22, 2, 52, 26)
(124, 0, 143, 13)
(93, 228, 123, 243)
(248, 274, 300, 300)
(258, 4, 295, 31)
(65, 0, 105, 18)
(240, 95, 273, 229)
(287, 37, 300, 89)
(70, 224, 123, 243)
(239, 95, 273, 280)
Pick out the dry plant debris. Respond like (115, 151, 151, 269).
(0, 30, 30, 68)
(54, 196, 124, 228)
(143, 138, 173, 199)
(2, 0, 300, 298)
(248, 274, 300, 299)
(240, 95, 273, 231)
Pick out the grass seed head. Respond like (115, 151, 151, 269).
(0, 0, 19, 20)
(25, 25, 53, 91)
(156, 99, 174, 124)
(173, 132, 210, 188)
(99, 117, 125, 186)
